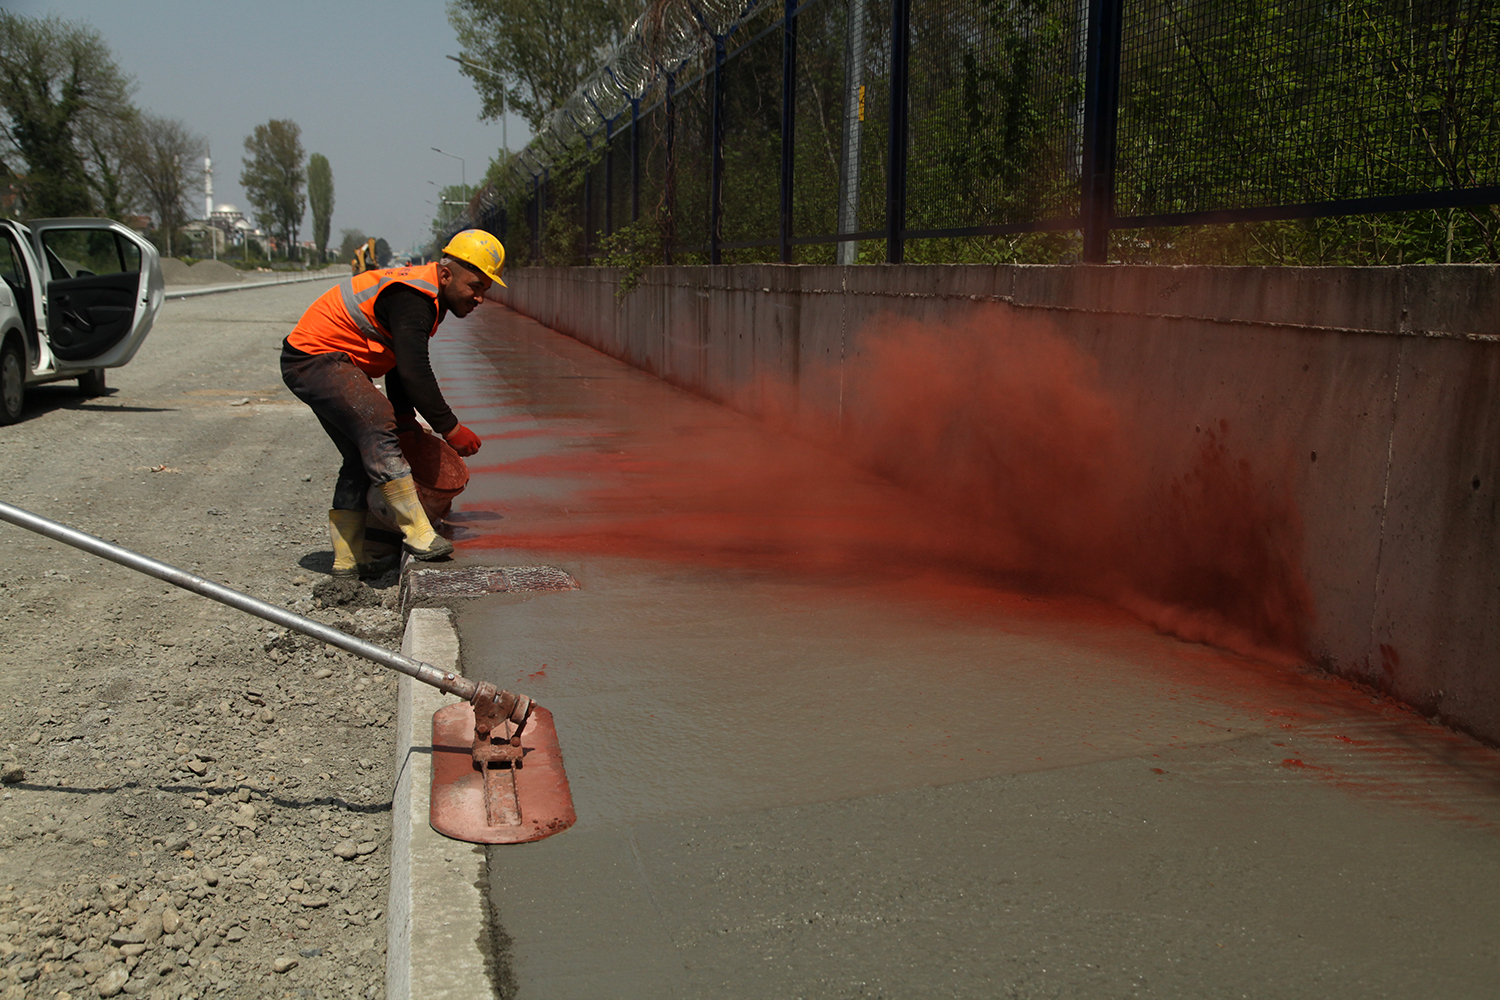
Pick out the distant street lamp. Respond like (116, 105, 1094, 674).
(428, 180, 452, 229)
(446, 55, 509, 153)
(431, 147, 465, 193)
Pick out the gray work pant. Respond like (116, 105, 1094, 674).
(280, 341, 410, 510)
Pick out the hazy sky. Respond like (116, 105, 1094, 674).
(8, 0, 529, 255)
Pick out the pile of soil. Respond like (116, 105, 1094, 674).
(159, 259, 247, 287)
(158, 258, 198, 286)
(187, 260, 244, 285)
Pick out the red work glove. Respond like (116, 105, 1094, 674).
(444, 423, 482, 456)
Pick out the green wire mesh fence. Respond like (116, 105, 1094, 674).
(445, 0, 1500, 267)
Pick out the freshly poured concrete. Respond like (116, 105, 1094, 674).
(430, 304, 1500, 999)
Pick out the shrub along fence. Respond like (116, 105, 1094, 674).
(447, 0, 1500, 267)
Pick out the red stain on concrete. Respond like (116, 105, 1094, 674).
(449, 307, 1315, 660)
(431, 307, 1500, 836)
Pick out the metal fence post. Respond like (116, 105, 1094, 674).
(838, 0, 869, 265)
(583, 136, 594, 262)
(779, 0, 798, 264)
(885, 0, 912, 264)
(604, 120, 614, 241)
(532, 171, 542, 263)
(1080, 0, 1123, 263)
(631, 98, 641, 224)
(665, 72, 677, 264)
(710, 36, 727, 265)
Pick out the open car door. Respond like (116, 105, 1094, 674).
(28, 219, 164, 371)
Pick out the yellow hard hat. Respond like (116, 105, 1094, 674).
(441, 229, 507, 287)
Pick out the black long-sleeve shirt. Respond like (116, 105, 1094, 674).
(374, 283, 457, 435)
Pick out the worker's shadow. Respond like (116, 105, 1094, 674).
(297, 550, 336, 576)
(442, 509, 502, 542)
(297, 551, 400, 592)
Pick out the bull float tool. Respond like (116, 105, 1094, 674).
(0, 499, 575, 845)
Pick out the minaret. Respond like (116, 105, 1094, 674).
(204, 149, 216, 259)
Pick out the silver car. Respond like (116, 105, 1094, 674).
(0, 217, 165, 424)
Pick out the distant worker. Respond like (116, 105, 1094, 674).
(281, 229, 505, 577)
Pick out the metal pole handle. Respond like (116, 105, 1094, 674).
(0, 499, 481, 702)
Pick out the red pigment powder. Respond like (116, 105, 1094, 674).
(463, 306, 1315, 660)
(803, 310, 1313, 658)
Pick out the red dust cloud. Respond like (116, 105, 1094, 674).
(463, 307, 1315, 661)
(827, 311, 1313, 660)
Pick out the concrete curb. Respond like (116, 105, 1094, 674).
(163, 271, 344, 299)
(387, 608, 495, 1000)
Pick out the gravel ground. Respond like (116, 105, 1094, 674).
(0, 281, 402, 1000)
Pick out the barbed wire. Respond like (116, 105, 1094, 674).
(443, 0, 766, 240)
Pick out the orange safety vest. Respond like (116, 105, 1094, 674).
(288, 263, 443, 377)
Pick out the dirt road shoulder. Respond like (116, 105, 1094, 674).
(0, 282, 399, 1000)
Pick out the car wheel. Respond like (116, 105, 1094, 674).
(77, 367, 107, 397)
(0, 337, 24, 425)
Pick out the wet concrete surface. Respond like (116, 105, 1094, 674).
(433, 304, 1500, 998)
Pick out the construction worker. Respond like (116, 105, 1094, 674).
(280, 229, 505, 577)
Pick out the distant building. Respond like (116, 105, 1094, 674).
(206, 204, 265, 250)
(180, 219, 225, 256)
(210, 203, 246, 230)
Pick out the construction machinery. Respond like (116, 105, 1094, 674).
(351, 238, 379, 274)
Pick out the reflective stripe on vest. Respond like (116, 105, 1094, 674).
(338, 279, 381, 341)
(287, 263, 442, 376)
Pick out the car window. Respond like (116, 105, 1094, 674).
(39, 229, 125, 279)
(0, 234, 25, 293)
(116, 235, 141, 273)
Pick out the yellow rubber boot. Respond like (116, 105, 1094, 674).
(378, 475, 454, 560)
(328, 509, 366, 578)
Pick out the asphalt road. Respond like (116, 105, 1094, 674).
(428, 302, 1500, 1000)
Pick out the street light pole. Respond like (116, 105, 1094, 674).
(428, 180, 453, 230)
(431, 147, 466, 193)
(447, 55, 509, 153)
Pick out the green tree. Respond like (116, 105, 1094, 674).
(447, 0, 635, 130)
(307, 152, 333, 261)
(83, 106, 144, 221)
(0, 12, 137, 218)
(429, 183, 474, 241)
(337, 228, 367, 263)
(126, 114, 204, 257)
(240, 119, 306, 260)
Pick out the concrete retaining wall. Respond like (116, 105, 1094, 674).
(492, 264, 1500, 744)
